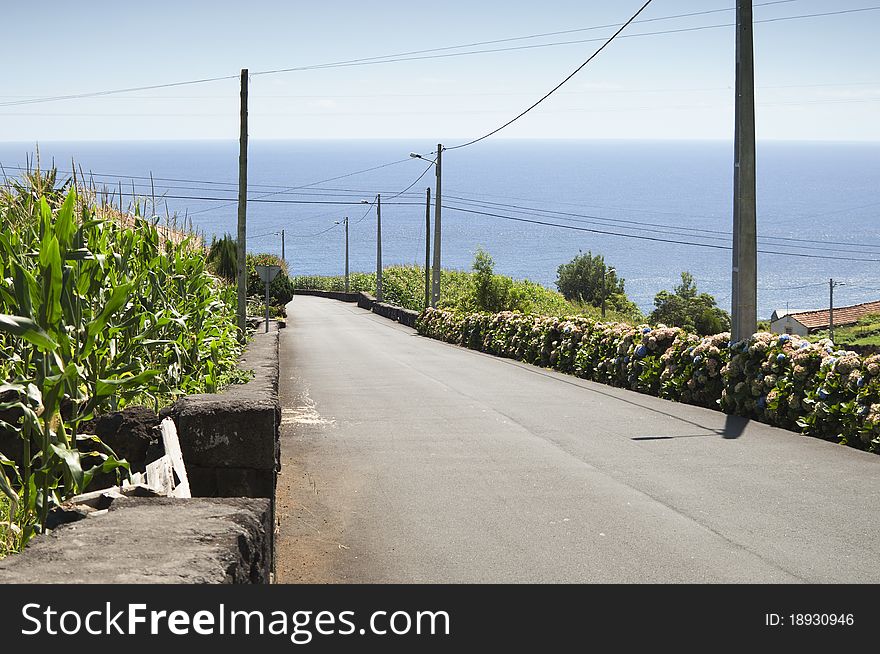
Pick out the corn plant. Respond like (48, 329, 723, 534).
(0, 175, 247, 547)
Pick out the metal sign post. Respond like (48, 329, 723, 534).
(255, 264, 281, 333)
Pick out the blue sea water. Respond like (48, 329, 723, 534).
(1, 139, 877, 318)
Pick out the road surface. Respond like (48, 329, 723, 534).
(276, 296, 879, 583)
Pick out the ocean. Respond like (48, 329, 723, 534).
(1, 139, 877, 319)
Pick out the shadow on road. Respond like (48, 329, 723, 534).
(718, 413, 749, 439)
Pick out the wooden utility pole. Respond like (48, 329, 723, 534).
(281, 229, 285, 265)
(431, 144, 443, 307)
(731, 0, 757, 343)
(237, 68, 249, 335)
(424, 187, 431, 308)
(828, 278, 846, 343)
(344, 217, 350, 293)
(376, 194, 383, 302)
(829, 278, 835, 343)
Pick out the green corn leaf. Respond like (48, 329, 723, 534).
(0, 454, 20, 503)
(0, 314, 57, 350)
(49, 443, 84, 493)
(56, 191, 76, 248)
(94, 370, 157, 398)
(39, 234, 63, 326)
(82, 283, 133, 357)
(12, 262, 35, 320)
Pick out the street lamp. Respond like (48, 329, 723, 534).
(411, 146, 443, 307)
(334, 217, 349, 293)
(602, 266, 616, 319)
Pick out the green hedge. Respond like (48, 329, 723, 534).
(416, 308, 880, 453)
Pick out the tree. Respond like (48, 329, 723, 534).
(650, 272, 730, 335)
(472, 248, 516, 313)
(555, 251, 629, 312)
(206, 233, 238, 283)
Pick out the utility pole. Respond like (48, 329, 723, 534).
(376, 194, 383, 302)
(829, 278, 835, 344)
(829, 278, 845, 343)
(344, 217, 349, 293)
(601, 265, 615, 319)
(281, 229, 285, 265)
(731, 0, 757, 343)
(431, 144, 443, 307)
(236, 68, 249, 335)
(424, 187, 432, 308)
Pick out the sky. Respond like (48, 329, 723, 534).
(0, 0, 878, 142)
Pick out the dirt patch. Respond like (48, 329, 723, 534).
(274, 421, 350, 583)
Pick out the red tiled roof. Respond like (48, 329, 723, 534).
(790, 300, 880, 330)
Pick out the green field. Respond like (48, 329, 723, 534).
(810, 313, 880, 347)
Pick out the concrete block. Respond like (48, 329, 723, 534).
(170, 395, 278, 471)
(357, 292, 376, 310)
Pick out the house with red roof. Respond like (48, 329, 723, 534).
(770, 300, 880, 337)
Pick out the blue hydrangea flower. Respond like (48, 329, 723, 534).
(818, 388, 829, 400)
(642, 327, 651, 334)
(776, 353, 786, 362)
(778, 334, 791, 344)
(624, 356, 630, 364)
(756, 395, 766, 409)
(693, 355, 703, 364)
(857, 377, 865, 388)
(635, 345, 648, 358)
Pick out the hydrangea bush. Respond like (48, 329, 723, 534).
(416, 308, 880, 454)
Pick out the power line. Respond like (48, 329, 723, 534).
(247, 230, 280, 240)
(248, 1, 794, 78)
(383, 162, 434, 200)
(442, 193, 880, 253)
(5, 2, 872, 109)
(6, 78, 875, 101)
(6, 159, 878, 255)
(760, 282, 829, 291)
(441, 203, 880, 263)
(108, 191, 421, 206)
(5, 93, 879, 117)
(0, 162, 435, 199)
(286, 223, 342, 238)
(0, 74, 237, 108)
(244, 6, 880, 80)
(179, 158, 413, 217)
(7, 161, 876, 255)
(446, 0, 655, 151)
(350, 199, 378, 226)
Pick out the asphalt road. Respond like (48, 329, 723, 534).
(276, 296, 880, 583)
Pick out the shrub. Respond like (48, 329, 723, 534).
(207, 233, 238, 283)
(247, 253, 294, 308)
(293, 264, 643, 323)
(651, 272, 730, 336)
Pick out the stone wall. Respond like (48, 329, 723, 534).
(162, 327, 280, 498)
(0, 497, 271, 583)
(294, 289, 359, 302)
(295, 289, 419, 329)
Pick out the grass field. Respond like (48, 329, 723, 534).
(810, 313, 880, 347)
